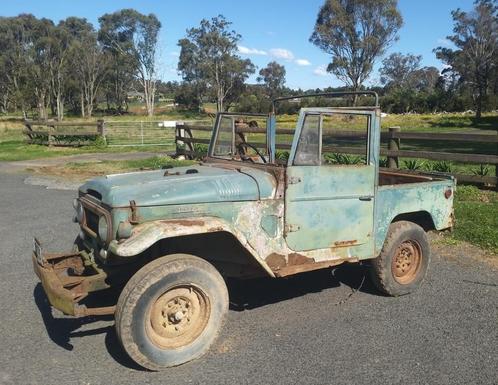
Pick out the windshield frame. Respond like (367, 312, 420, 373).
(208, 112, 273, 163)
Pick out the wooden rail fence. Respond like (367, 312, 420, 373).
(24, 120, 105, 147)
(175, 123, 498, 187)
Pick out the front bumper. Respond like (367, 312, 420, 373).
(32, 240, 115, 317)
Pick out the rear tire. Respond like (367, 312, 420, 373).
(115, 254, 228, 370)
(370, 221, 430, 296)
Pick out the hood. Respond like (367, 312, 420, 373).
(80, 164, 276, 207)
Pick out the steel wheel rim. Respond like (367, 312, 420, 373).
(146, 285, 210, 349)
(392, 240, 422, 284)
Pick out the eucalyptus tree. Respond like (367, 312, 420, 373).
(62, 17, 107, 117)
(310, 0, 403, 102)
(98, 9, 161, 116)
(435, 0, 498, 119)
(380, 53, 422, 89)
(178, 15, 255, 112)
(257, 61, 286, 99)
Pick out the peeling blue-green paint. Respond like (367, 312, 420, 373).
(76, 106, 455, 276)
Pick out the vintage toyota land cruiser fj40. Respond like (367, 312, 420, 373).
(32, 92, 455, 370)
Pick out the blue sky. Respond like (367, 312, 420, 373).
(2, 0, 474, 89)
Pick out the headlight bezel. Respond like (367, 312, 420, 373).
(76, 196, 114, 245)
(98, 215, 109, 242)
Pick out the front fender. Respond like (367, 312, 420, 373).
(107, 217, 275, 276)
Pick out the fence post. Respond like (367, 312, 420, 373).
(140, 121, 144, 146)
(175, 122, 185, 156)
(97, 119, 106, 144)
(388, 126, 400, 168)
(495, 132, 498, 191)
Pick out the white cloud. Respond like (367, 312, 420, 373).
(169, 51, 180, 57)
(313, 64, 329, 76)
(295, 59, 311, 66)
(269, 48, 295, 60)
(238, 45, 267, 56)
(437, 38, 452, 47)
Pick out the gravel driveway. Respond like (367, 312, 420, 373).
(0, 172, 496, 385)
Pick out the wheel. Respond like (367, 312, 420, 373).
(369, 221, 430, 296)
(115, 254, 228, 370)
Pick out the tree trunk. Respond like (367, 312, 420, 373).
(80, 93, 85, 118)
(475, 85, 483, 120)
(352, 83, 359, 106)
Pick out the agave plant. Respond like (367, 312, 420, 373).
(193, 143, 208, 158)
(403, 159, 424, 170)
(430, 161, 453, 173)
(472, 164, 490, 176)
(326, 153, 364, 165)
(379, 157, 388, 168)
(275, 150, 290, 161)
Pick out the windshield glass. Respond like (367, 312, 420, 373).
(212, 114, 269, 163)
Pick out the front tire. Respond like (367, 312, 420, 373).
(370, 221, 431, 296)
(115, 254, 228, 370)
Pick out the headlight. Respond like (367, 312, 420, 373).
(117, 221, 132, 239)
(98, 215, 109, 242)
(73, 199, 84, 223)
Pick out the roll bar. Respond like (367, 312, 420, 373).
(271, 91, 379, 114)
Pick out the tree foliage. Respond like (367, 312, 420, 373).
(380, 53, 422, 89)
(435, 0, 498, 118)
(310, 0, 403, 95)
(99, 9, 161, 116)
(178, 15, 255, 111)
(257, 61, 286, 99)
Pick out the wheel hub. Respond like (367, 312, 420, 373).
(392, 240, 422, 284)
(147, 285, 210, 349)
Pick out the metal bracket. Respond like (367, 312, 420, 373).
(287, 176, 302, 185)
(284, 224, 301, 233)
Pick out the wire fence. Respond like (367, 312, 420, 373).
(105, 120, 177, 147)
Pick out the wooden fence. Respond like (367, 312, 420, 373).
(24, 120, 104, 146)
(175, 123, 498, 187)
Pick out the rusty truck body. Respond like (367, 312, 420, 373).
(32, 92, 455, 370)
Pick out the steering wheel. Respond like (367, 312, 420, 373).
(236, 142, 267, 163)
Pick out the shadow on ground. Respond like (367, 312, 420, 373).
(33, 284, 143, 370)
(227, 263, 379, 311)
(33, 263, 380, 369)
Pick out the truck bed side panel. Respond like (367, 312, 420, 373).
(374, 180, 454, 253)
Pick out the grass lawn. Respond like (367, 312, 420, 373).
(32, 156, 195, 180)
(0, 140, 178, 162)
(450, 185, 498, 254)
(1, 111, 496, 161)
(64, 156, 195, 175)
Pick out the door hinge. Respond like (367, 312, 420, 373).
(285, 224, 301, 233)
(287, 176, 302, 185)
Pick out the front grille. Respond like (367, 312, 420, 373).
(85, 208, 99, 234)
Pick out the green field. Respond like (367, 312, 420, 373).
(451, 186, 498, 254)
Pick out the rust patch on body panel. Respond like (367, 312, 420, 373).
(265, 253, 286, 270)
(287, 253, 314, 265)
(275, 258, 355, 277)
(334, 239, 357, 247)
(160, 219, 206, 227)
(266, 250, 356, 277)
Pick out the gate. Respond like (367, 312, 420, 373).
(105, 120, 176, 148)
